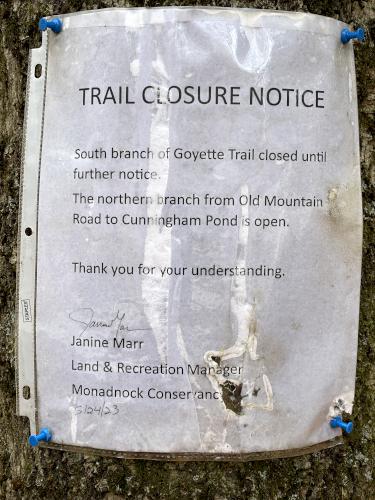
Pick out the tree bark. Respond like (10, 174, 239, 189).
(0, 1, 374, 498)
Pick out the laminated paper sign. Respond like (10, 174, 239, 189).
(17, 8, 362, 459)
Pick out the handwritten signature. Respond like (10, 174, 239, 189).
(69, 307, 150, 337)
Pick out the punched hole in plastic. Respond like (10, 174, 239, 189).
(23, 386, 31, 400)
(34, 64, 42, 78)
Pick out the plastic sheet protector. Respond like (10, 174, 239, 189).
(17, 8, 362, 459)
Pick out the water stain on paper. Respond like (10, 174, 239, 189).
(204, 185, 273, 415)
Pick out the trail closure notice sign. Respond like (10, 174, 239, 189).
(17, 8, 362, 459)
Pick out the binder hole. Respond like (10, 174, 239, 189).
(34, 64, 42, 78)
(23, 386, 31, 400)
(25, 227, 32, 236)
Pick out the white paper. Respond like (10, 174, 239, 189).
(19, 8, 362, 457)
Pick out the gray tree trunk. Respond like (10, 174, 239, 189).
(0, 1, 374, 498)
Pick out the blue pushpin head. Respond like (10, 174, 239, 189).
(330, 416, 353, 434)
(39, 17, 63, 34)
(29, 427, 52, 447)
(341, 27, 365, 44)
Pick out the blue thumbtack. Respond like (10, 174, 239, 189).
(29, 427, 52, 447)
(330, 416, 353, 434)
(38, 17, 63, 34)
(341, 27, 365, 44)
